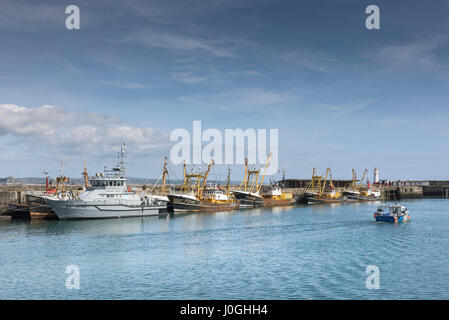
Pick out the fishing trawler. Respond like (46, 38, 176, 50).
(29, 168, 70, 219)
(28, 194, 57, 219)
(343, 169, 364, 200)
(245, 153, 295, 206)
(359, 180, 381, 200)
(6, 170, 62, 219)
(374, 203, 411, 223)
(343, 169, 381, 201)
(46, 143, 167, 219)
(306, 168, 346, 204)
(146, 157, 170, 204)
(233, 154, 294, 207)
(260, 185, 295, 206)
(167, 160, 240, 213)
(232, 158, 264, 208)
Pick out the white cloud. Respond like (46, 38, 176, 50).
(172, 72, 208, 84)
(0, 0, 61, 29)
(314, 101, 372, 116)
(179, 88, 297, 111)
(130, 30, 238, 58)
(369, 36, 449, 73)
(102, 81, 154, 89)
(281, 49, 339, 72)
(0, 104, 73, 137)
(0, 104, 168, 156)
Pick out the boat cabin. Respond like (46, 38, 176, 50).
(261, 187, 282, 196)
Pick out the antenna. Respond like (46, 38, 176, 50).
(111, 142, 127, 178)
(43, 170, 49, 191)
(118, 142, 126, 169)
(59, 160, 65, 177)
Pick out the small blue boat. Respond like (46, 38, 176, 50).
(374, 203, 411, 223)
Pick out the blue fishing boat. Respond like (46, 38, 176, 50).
(373, 203, 411, 223)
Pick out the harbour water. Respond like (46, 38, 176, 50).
(1, 199, 448, 299)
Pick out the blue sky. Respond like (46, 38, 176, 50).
(1, 0, 449, 181)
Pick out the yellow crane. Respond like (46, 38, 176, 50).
(181, 161, 204, 195)
(307, 168, 323, 192)
(350, 169, 357, 192)
(320, 168, 330, 194)
(198, 159, 214, 200)
(226, 165, 231, 197)
(358, 169, 368, 187)
(257, 153, 272, 193)
(81, 160, 89, 188)
(161, 157, 168, 195)
(238, 153, 272, 194)
(54, 160, 70, 195)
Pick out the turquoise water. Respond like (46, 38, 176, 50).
(0, 199, 448, 299)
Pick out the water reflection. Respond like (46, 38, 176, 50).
(1, 199, 449, 299)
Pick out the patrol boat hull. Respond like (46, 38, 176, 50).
(46, 198, 166, 220)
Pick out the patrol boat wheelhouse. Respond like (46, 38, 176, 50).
(46, 143, 167, 220)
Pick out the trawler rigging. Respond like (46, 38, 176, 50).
(168, 159, 240, 213)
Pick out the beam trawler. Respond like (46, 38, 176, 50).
(167, 159, 240, 213)
(233, 153, 295, 207)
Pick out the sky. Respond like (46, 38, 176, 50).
(1, 0, 449, 181)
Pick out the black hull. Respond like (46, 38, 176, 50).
(232, 191, 264, 208)
(343, 192, 380, 201)
(347, 195, 381, 201)
(306, 193, 348, 204)
(168, 195, 240, 213)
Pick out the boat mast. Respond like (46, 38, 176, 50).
(312, 168, 316, 189)
(257, 153, 272, 193)
(43, 170, 49, 191)
(60, 160, 65, 195)
(239, 158, 248, 191)
(181, 160, 186, 191)
(358, 169, 367, 187)
(352, 169, 356, 192)
(226, 165, 231, 197)
(82, 160, 89, 187)
(321, 168, 330, 194)
(198, 159, 214, 199)
(56, 160, 69, 196)
(162, 157, 168, 194)
(117, 142, 126, 177)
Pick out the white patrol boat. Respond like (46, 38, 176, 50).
(46, 143, 167, 220)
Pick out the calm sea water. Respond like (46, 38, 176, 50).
(1, 199, 448, 299)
